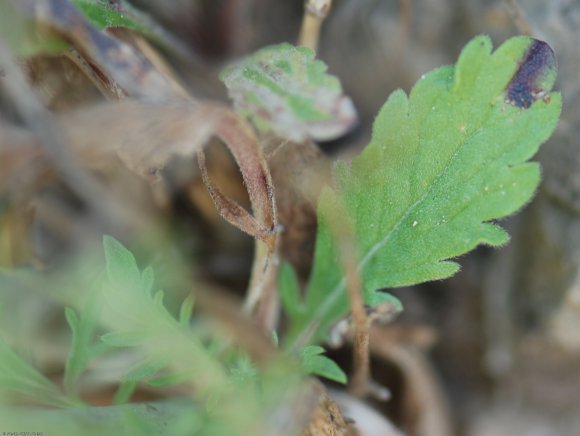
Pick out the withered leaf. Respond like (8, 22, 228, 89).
(58, 101, 277, 249)
(20, 0, 177, 101)
(0, 101, 277, 250)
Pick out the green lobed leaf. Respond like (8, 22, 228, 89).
(220, 43, 357, 142)
(285, 35, 562, 345)
(300, 346, 346, 384)
(99, 236, 231, 398)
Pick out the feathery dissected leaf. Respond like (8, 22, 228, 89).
(100, 236, 230, 396)
(220, 43, 357, 142)
(285, 36, 562, 344)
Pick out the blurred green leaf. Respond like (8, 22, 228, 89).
(230, 355, 258, 388)
(0, 338, 75, 407)
(121, 358, 169, 383)
(0, 0, 69, 57)
(71, 0, 148, 33)
(278, 262, 304, 321)
(103, 235, 141, 289)
(64, 303, 103, 396)
(141, 266, 154, 294)
(146, 372, 192, 388)
(113, 380, 138, 405)
(0, 401, 195, 436)
(220, 43, 357, 142)
(178, 295, 194, 327)
(300, 346, 346, 384)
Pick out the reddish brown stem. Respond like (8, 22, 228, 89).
(327, 200, 371, 398)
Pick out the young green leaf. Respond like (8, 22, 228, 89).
(113, 380, 138, 405)
(286, 36, 562, 345)
(69, 0, 187, 57)
(121, 357, 169, 383)
(103, 235, 141, 290)
(99, 236, 231, 398)
(64, 301, 108, 396)
(229, 355, 258, 387)
(300, 345, 346, 384)
(220, 43, 356, 142)
(271, 330, 279, 348)
(278, 262, 304, 320)
(141, 266, 155, 294)
(178, 295, 195, 327)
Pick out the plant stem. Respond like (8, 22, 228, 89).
(244, 238, 281, 332)
(340, 246, 370, 398)
(298, 0, 333, 52)
(330, 201, 371, 398)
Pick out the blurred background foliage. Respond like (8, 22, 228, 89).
(0, 0, 579, 435)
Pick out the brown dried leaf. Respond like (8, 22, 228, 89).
(19, 0, 178, 101)
(0, 99, 277, 250)
(266, 139, 329, 278)
(57, 100, 277, 248)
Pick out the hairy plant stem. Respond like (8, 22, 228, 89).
(244, 238, 281, 332)
(342, 240, 371, 398)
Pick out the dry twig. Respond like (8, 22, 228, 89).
(298, 0, 333, 52)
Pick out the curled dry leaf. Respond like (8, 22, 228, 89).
(265, 139, 330, 278)
(0, 100, 277, 251)
(60, 101, 277, 250)
(17, 0, 177, 101)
